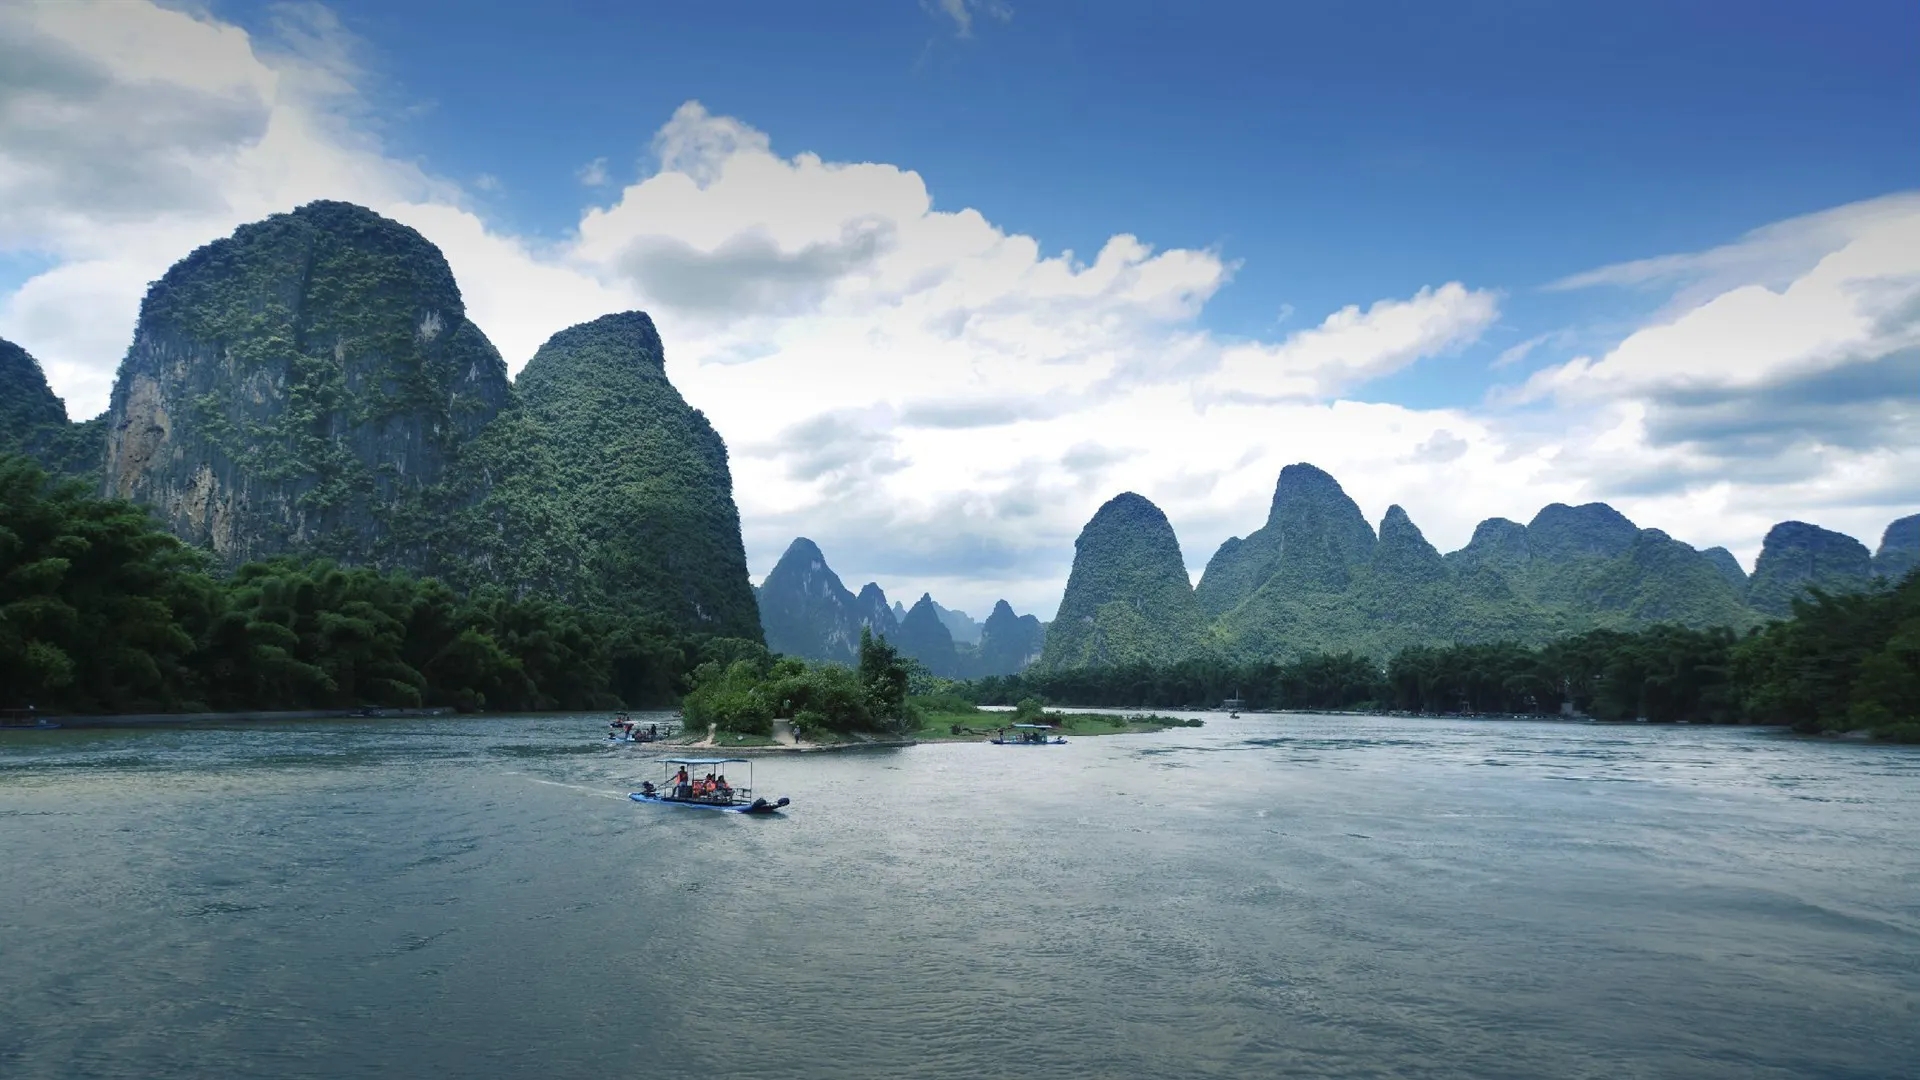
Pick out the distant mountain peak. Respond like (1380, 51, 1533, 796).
(1875, 514, 1920, 582)
(1747, 521, 1873, 616)
(1042, 491, 1202, 668)
(1525, 502, 1639, 562)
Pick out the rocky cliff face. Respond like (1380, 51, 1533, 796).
(755, 538, 863, 663)
(87, 201, 763, 621)
(1875, 515, 1920, 583)
(1041, 492, 1202, 668)
(853, 583, 900, 640)
(976, 600, 1047, 677)
(515, 311, 758, 637)
(1747, 521, 1875, 615)
(98, 201, 554, 586)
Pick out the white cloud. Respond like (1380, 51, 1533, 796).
(0, 1, 1914, 619)
(1522, 209, 1920, 401)
(576, 157, 609, 187)
(1207, 283, 1500, 401)
(924, 0, 1013, 38)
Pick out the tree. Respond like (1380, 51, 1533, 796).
(858, 627, 910, 731)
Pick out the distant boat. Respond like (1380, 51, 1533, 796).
(607, 715, 665, 743)
(991, 723, 1066, 746)
(630, 757, 791, 815)
(0, 709, 58, 730)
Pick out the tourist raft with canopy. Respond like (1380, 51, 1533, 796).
(991, 723, 1067, 745)
(629, 758, 791, 814)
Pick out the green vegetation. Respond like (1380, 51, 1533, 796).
(966, 573, 1920, 740)
(681, 628, 912, 738)
(90, 203, 759, 642)
(1035, 465, 1915, 676)
(905, 690, 1203, 741)
(101, 200, 590, 604)
(1040, 492, 1206, 669)
(516, 312, 760, 638)
(1735, 577, 1920, 741)
(1745, 521, 1875, 617)
(1199, 470, 1763, 664)
(0, 337, 104, 482)
(0, 455, 738, 714)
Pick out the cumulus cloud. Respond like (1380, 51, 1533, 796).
(1, 1, 1914, 616)
(1208, 282, 1500, 401)
(1499, 197, 1920, 562)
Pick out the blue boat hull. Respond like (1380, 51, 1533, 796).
(629, 792, 789, 814)
(990, 738, 1066, 745)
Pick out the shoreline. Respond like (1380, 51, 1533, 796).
(4, 707, 458, 730)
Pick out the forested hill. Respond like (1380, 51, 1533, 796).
(516, 312, 759, 639)
(1037, 465, 1916, 669)
(8, 201, 757, 639)
(1, 337, 105, 481)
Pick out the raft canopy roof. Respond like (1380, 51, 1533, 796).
(665, 757, 750, 766)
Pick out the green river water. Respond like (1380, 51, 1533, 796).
(1, 712, 1915, 1078)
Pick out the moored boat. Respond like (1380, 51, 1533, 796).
(629, 757, 791, 815)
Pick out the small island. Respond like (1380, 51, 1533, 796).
(666, 630, 1201, 752)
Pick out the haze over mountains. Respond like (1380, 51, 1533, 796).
(3, 199, 1913, 682)
(754, 537, 1045, 678)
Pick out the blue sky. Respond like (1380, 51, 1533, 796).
(1, 1, 1916, 618)
(300, 0, 1918, 406)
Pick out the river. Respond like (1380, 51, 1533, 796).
(1, 713, 1915, 1078)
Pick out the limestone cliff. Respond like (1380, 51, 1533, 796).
(98, 201, 568, 590)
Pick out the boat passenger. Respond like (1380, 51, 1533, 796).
(715, 775, 732, 797)
(673, 766, 690, 798)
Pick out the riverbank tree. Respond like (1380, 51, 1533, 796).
(0, 454, 744, 714)
(680, 628, 913, 737)
(966, 577, 1919, 739)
